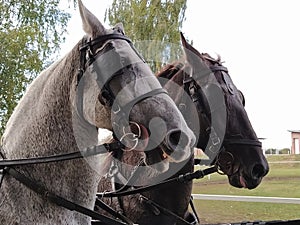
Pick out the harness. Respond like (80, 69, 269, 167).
(76, 32, 167, 139)
(95, 123, 207, 225)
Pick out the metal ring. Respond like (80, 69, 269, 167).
(119, 133, 138, 152)
(216, 150, 235, 175)
(119, 121, 143, 151)
(123, 141, 138, 152)
(129, 121, 142, 139)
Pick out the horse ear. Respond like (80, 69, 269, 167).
(180, 32, 205, 65)
(180, 32, 209, 75)
(180, 32, 189, 50)
(78, 0, 106, 37)
(113, 23, 125, 34)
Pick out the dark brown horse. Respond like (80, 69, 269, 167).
(96, 33, 269, 225)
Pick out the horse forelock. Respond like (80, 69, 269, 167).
(156, 61, 184, 79)
(201, 52, 222, 66)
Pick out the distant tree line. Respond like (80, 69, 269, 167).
(265, 148, 291, 154)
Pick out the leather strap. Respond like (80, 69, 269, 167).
(79, 34, 132, 52)
(4, 167, 128, 225)
(224, 139, 262, 147)
(140, 195, 193, 225)
(209, 65, 228, 73)
(97, 166, 218, 198)
(0, 142, 124, 169)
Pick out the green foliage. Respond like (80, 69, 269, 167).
(0, 0, 72, 137)
(265, 148, 277, 154)
(105, 0, 187, 72)
(279, 148, 290, 154)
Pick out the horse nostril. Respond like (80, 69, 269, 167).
(251, 164, 267, 179)
(166, 129, 189, 153)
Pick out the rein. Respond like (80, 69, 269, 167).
(97, 166, 218, 198)
(0, 142, 133, 225)
(0, 146, 131, 225)
(4, 167, 128, 225)
(96, 164, 217, 225)
(0, 143, 122, 168)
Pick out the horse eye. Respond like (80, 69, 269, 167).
(238, 90, 245, 106)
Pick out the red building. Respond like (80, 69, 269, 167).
(288, 130, 300, 154)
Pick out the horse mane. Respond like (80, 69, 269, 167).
(156, 52, 222, 81)
(156, 61, 184, 78)
(155, 61, 185, 88)
(201, 52, 222, 64)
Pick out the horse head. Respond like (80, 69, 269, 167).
(161, 33, 269, 189)
(74, 1, 195, 173)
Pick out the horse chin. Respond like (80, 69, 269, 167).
(144, 144, 191, 173)
(143, 148, 168, 172)
(228, 172, 262, 190)
(227, 173, 245, 188)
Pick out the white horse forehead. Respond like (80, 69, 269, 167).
(112, 39, 145, 66)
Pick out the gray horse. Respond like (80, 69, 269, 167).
(0, 1, 195, 224)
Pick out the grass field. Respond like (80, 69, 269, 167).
(192, 154, 300, 224)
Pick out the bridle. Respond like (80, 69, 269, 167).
(76, 30, 167, 138)
(182, 57, 262, 170)
(0, 33, 262, 225)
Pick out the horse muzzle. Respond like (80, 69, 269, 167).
(217, 149, 269, 189)
(142, 128, 195, 172)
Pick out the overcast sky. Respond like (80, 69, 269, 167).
(59, 0, 300, 149)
